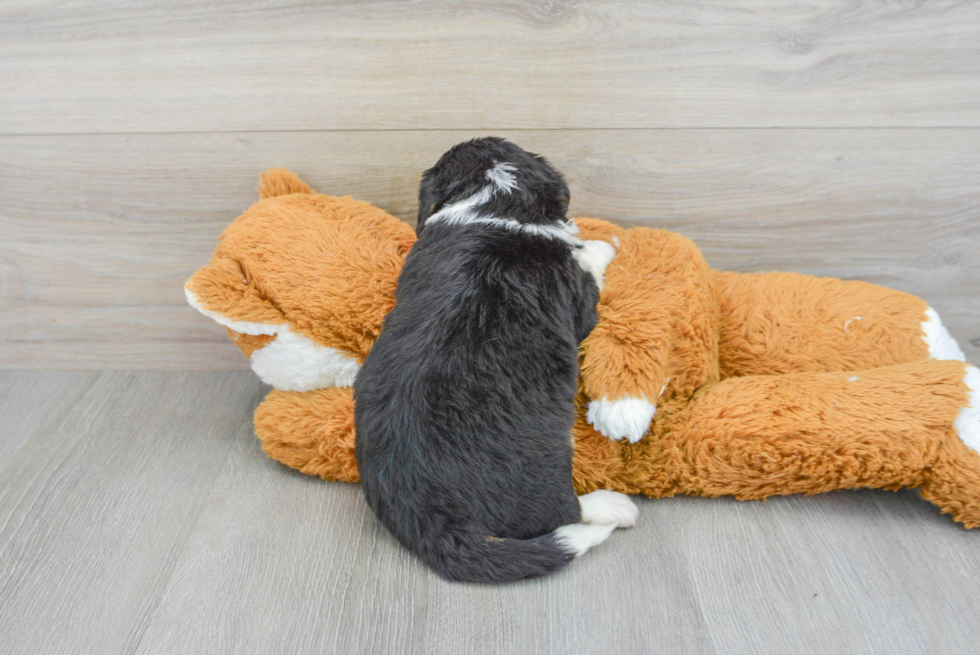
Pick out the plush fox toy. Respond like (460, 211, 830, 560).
(186, 169, 980, 527)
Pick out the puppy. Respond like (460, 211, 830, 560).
(354, 137, 636, 583)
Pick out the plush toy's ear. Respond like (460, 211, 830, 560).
(185, 256, 287, 335)
(259, 168, 313, 199)
(572, 217, 628, 244)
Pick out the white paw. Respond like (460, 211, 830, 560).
(573, 239, 617, 291)
(586, 395, 657, 443)
(554, 522, 617, 558)
(956, 366, 980, 454)
(578, 490, 638, 528)
(921, 308, 966, 361)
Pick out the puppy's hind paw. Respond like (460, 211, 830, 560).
(586, 395, 656, 443)
(554, 523, 617, 558)
(578, 489, 639, 528)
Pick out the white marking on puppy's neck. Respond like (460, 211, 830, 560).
(424, 181, 583, 247)
(465, 216, 584, 247)
(427, 186, 496, 226)
(485, 161, 518, 193)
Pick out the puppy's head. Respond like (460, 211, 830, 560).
(417, 137, 570, 234)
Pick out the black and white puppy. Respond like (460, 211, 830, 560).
(354, 137, 637, 583)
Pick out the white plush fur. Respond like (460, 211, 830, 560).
(185, 287, 361, 391)
(587, 394, 658, 443)
(185, 286, 281, 336)
(921, 307, 966, 361)
(249, 329, 361, 392)
(553, 523, 617, 558)
(956, 366, 980, 454)
(578, 489, 639, 527)
(573, 239, 617, 291)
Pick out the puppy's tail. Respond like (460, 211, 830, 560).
(417, 521, 617, 583)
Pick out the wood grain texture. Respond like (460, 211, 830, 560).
(0, 371, 264, 654)
(2, 1, 980, 133)
(677, 492, 980, 654)
(2, 129, 978, 368)
(134, 445, 713, 655)
(0, 371, 95, 477)
(1, 371, 978, 654)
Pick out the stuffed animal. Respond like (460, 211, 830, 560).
(186, 169, 980, 528)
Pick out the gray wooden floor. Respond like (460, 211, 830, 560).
(1, 371, 979, 655)
(2, 1, 980, 653)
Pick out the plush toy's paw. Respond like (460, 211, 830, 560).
(586, 395, 657, 443)
(578, 490, 638, 528)
(573, 239, 617, 291)
(922, 307, 966, 361)
(956, 365, 980, 454)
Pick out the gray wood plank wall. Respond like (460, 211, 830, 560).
(1, 1, 978, 368)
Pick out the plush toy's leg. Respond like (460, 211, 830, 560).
(580, 227, 721, 443)
(652, 360, 980, 527)
(921, 366, 980, 527)
(715, 271, 965, 378)
(253, 387, 360, 483)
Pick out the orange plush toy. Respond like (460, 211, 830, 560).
(187, 169, 980, 527)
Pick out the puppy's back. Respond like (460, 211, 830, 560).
(355, 226, 598, 581)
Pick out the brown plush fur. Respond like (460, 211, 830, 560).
(186, 168, 417, 360)
(188, 169, 980, 528)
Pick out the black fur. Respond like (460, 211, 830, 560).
(354, 137, 600, 583)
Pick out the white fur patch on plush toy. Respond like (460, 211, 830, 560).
(250, 329, 361, 392)
(921, 307, 966, 361)
(185, 286, 282, 337)
(573, 239, 617, 291)
(186, 287, 361, 391)
(586, 395, 658, 443)
(956, 366, 980, 454)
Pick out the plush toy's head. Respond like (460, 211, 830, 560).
(184, 169, 417, 391)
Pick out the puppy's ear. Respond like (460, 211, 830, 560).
(416, 169, 438, 235)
